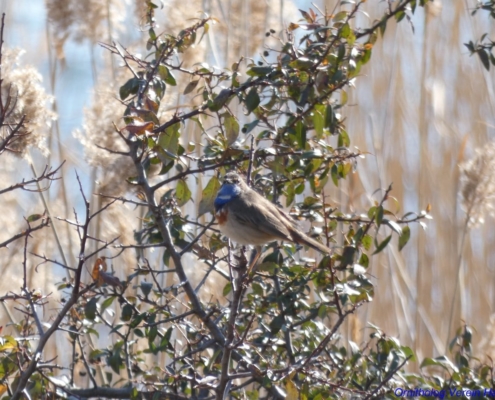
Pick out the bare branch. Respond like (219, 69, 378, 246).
(0, 217, 50, 249)
(0, 162, 64, 195)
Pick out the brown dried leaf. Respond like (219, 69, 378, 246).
(136, 191, 146, 202)
(91, 257, 107, 286)
(144, 96, 159, 113)
(124, 120, 155, 135)
(288, 23, 299, 31)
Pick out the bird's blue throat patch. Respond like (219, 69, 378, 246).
(214, 184, 240, 211)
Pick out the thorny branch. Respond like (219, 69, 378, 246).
(10, 175, 115, 400)
(0, 163, 64, 195)
(0, 217, 50, 249)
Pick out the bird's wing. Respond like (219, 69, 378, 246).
(226, 191, 294, 242)
(261, 198, 333, 254)
(226, 187, 333, 254)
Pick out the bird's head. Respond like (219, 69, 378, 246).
(222, 172, 245, 186)
(214, 172, 246, 211)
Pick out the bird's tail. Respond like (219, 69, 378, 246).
(290, 230, 332, 254)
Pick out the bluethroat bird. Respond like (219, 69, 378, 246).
(214, 172, 332, 255)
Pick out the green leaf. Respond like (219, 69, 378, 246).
(362, 47, 372, 64)
(184, 79, 200, 94)
(247, 66, 273, 77)
(131, 387, 139, 400)
(268, 156, 285, 175)
(337, 43, 346, 61)
(121, 304, 133, 321)
(410, 0, 417, 13)
(153, 77, 166, 100)
(395, 10, 406, 22)
(341, 23, 351, 38)
(149, 28, 157, 40)
(362, 235, 372, 251)
(257, 262, 278, 274)
(353, 227, 364, 242)
(398, 226, 411, 251)
(157, 123, 180, 161)
(333, 11, 348, 22)
(338, 130, 350, 147)
(340, 246, 357, 269)
(331, 164, 339, 186)
(208, 89, 232, 111)
(140, 281, 153, 297)
(158, 65, 177, 86)
(289, 57, 313, 70)
(157, 159, 174, 175)
(198, 176, 221, 216)
(313, 105, 325, 138)
(85, 297, 98, 321)
(176, 179, 192, 206)
(159, 327, 174, 351)
(294, 120, 307, 149)
(108, 348, 123, 374)
(325, 104, 336, 133)
(420, 355, 458, 372)
(101, 296, 116, 313)
(148, 325, 158, 345)
(401, 346, 416, 361)
(285, 182, 295, 207)
(373, 235, 392, 254)
(252, 282, 263, 296)
(295, 183, 305, 194)
(384, 219, 402, 235)
(119, 78, 140, 100)
(224, 114, 239, 144)
(367, 206, 376, 219)
(269, 314, 285, 334)
(340, 90, 348, 106)
(27, 214, 43, 222)
(245, 88, 260, 113)
(242, 120, 259, 134)
(478, 49, 490, 71)
(379, 20, 387, 37)
(223, 282, 232, 296)
(0, 335, 17, 352)
(375, 205, 384, 226)
(359, 253, 369, 267)
(189, 22, 204, 43)
(129, 312, 147, 329)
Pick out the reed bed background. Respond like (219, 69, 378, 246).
(1, 0, 494, 371)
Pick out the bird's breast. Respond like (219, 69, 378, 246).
(216, 208, 228, 226)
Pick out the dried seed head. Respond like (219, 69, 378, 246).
(459, 141, 495, 226)
(46, 0, 125, 45)
(1, 48, 56, 157)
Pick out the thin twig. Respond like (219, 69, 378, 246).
(0, 218, 50, 249)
